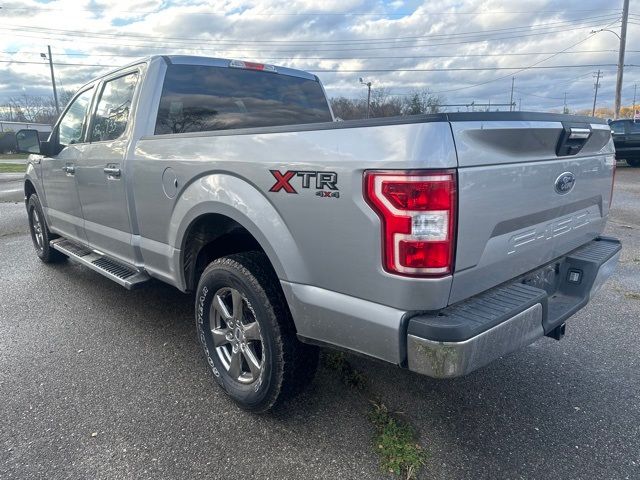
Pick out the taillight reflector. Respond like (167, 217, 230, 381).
(364, 171, 457, 277)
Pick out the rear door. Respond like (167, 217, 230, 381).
(448, 116, 615, 303)
(41, 86, 95, 244)
(75, 69, 140, 264)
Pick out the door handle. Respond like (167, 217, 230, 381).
(103, 167, 121, 178)
(62, 165, 75, 175)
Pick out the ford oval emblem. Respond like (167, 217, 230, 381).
(555, 172, 576, 195)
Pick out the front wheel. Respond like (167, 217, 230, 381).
(27, 194, 66, 263)
(195, 252, 318, 412)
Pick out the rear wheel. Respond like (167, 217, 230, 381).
(27, 194, 66, 263)
(195, 252, 318, 412)
(626, 158, 640, 167)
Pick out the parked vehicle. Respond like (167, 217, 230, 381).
(17, 56, 620, 412)
(610, 119, 640, 167)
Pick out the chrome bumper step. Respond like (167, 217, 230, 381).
(50, 238, 150, 290)
(406, 237, 621, 379)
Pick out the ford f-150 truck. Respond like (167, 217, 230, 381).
(16, 55, 620, 412)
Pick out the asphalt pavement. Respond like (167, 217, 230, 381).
(0, 174, 24, 203)
(1, 167, 639, 479)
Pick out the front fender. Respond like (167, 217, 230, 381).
(24, 160, 48, 215)
(168, 174, 309, 288)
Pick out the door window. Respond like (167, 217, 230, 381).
(58, 87, 94, 147)
(90, 72, 138, 142)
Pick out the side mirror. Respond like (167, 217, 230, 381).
(15, 129, 41, 154)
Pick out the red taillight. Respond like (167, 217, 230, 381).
(364, 171, 457, 277)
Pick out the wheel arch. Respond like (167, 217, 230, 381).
(169, 174, 309, 292)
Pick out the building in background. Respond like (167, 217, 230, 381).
(0, 122, 52, 154)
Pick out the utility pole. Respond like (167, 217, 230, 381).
(614, 0, 629, 120)
(633, 83, 638, 120)
(359, 78, 372, 119)
(509, 77, 515, 112)
(563, 92, 568, 114)
(518, 98, 522, 111)
(592, 70, 602, 117)
(43, 45, 60, 116)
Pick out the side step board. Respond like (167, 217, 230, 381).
(50, 238, 150, 290)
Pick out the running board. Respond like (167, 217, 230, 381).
(50, 238, 150, 290)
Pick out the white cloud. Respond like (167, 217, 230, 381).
(0, 0, 637, 112)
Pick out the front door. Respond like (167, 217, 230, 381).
(75, 71, 140, 264)
(41, 86, 95, 244)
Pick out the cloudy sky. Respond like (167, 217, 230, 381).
(0, 0, 638, 113)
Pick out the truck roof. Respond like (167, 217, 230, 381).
(79, 54, 318, 91)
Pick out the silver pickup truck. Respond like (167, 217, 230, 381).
(17, 55, 620, 412)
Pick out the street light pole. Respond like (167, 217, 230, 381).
(359, 77, 372, 119)
(42, 45, 60, 116)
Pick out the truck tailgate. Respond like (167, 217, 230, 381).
(449, 117, 615, 304)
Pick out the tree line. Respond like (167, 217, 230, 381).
(330, 89, 445, 120)
(0, 90, 74, 125)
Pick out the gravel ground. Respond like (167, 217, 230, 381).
(1, 167, 639, 479)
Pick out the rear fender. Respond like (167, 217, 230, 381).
(169, 173, 308, 289)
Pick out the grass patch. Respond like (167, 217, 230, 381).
(369, 401, 427, 479)
(324, 351, 427, 478)
(0, 153, 28, 160)
(0, 163, 26, 173)
(323, 351, 367, 390)
(624, 292, 640, 300)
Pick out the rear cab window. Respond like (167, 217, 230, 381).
(154, 64, 332, 135)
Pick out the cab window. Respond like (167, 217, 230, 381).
(58, 87, 94, 147)
(90, 72, 138, 142)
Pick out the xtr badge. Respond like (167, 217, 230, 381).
(269, 170, 339, 197)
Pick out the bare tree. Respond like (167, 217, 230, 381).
(330, 88, 445, 120)
(401, 90, 445, 115)
(1, 89, 75, 124)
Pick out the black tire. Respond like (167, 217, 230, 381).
(626, 158, 640, 168)
(195, 252, 318, 412)
(26, 194, 66, 263)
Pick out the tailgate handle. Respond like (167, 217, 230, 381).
(569, 128, 591, 140)
(556, 123, 592, 156)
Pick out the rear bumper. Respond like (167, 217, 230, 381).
(406, 237, 621, 378)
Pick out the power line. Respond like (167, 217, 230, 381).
(513, 89, 565, 100)
(0, 6, 623, 16)
(0, 17, 622, 52)
(0, 13, 621, 45)
(0, 49, 633, 60)
(430, 18, 621, 94)
(0, 59, 633, 72)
